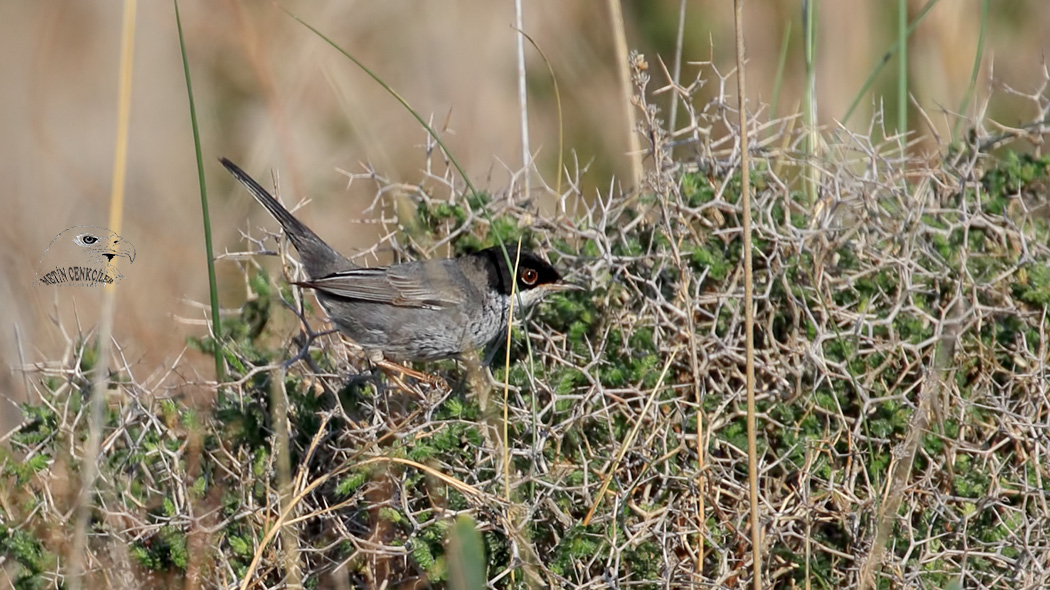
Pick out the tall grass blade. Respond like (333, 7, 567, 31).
(770, 20, 792, 120)
(668, 0, 688, 138)
(734, 2, 761, 589)
(842, 0, 940, 126)
(606, 0, 643, 190)
(897, 0, 908, 142)
(515, 29, 565, 195)
(954, 0, 989, 139)
(803, 0, 819, 207)
(175, 0, 225, 384)
(70, 2, 138, 587)
(282, 8, 477, 198)
(514, 0, 531, 197)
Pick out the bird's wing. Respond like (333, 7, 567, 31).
(299, 261, 466, 309)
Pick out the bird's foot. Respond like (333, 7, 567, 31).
(373, 358, 449, 391)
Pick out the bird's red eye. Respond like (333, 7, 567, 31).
(520, 268, 539, 286)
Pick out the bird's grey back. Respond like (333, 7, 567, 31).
(313, 256, 508, 362)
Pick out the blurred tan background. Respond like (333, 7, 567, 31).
(1, 0, 1047, 422)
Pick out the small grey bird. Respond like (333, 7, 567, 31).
(221, 158, 572, 369)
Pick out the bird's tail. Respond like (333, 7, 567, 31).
(220, 158, 354, 277)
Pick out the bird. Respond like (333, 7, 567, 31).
(220, 158, 574, 378)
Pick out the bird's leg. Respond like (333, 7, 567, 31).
(373, 358, 449, 391)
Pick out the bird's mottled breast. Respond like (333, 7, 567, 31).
(469, 291, 511, 351)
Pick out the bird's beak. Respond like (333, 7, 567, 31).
(108, 239, 136, 264)
(546, 280, 586, 293)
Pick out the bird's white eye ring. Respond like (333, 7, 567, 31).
(75, 234, 100, 246)
(520, 268, 539, 286)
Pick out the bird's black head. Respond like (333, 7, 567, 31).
(478, 246, 564, 298)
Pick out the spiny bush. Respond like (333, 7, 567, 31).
(4, 61, 1050, 589)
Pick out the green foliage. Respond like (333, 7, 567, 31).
(980, 152, 1050, 207)
(0, 526, 53, 589)
(336, 470, 369, 497)
(688, 242, 730, 280)
(1017, 263, 1050, 305)
(131, 526, 190, 570)
(227, 534, 252, 558)
(549, 526, 602, 577)
(408, 529, 447, 581)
